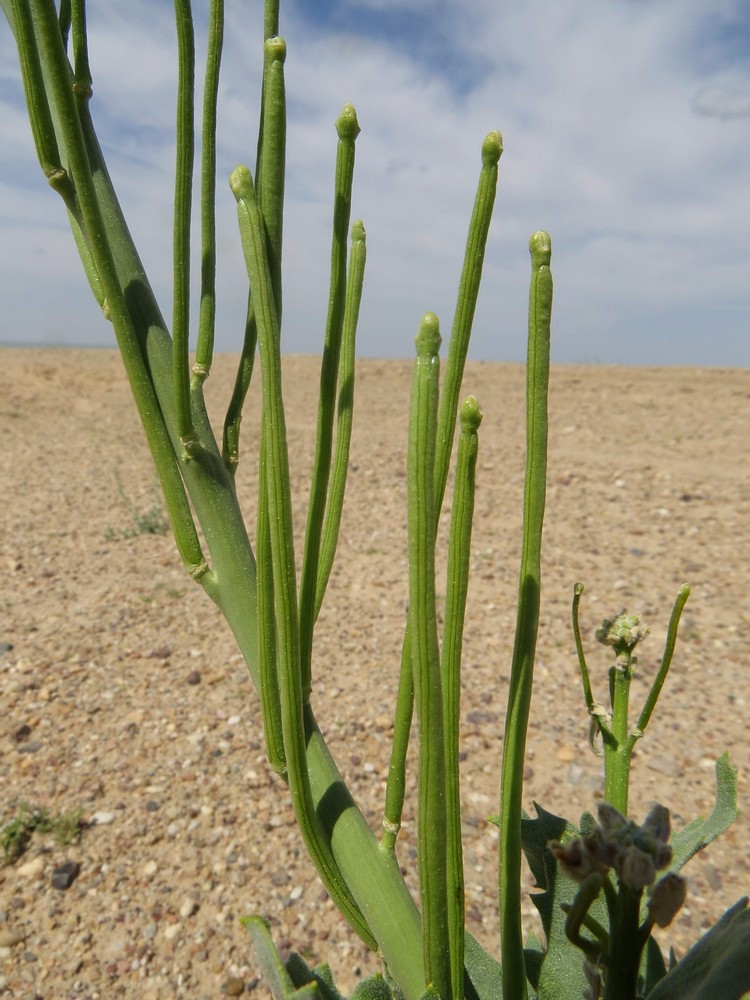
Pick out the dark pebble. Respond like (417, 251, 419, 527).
(271, 870, 290, 887)
(0, 642, 13, 655)
(51, 861, 80, 891)
(145, 801, 160, 813)
(221, 977, 246, 996)
(186, 671, 201, 685)
(17, 741, 42, 754)
(12, 724, 32, 744)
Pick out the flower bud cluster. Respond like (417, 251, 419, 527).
(549, 803, 686, 927)
(595, 612, 650, 655)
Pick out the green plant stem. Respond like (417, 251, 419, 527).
(605, 654, 634, 813)
(192, 0, 224, 383)
(499, 231, 553, 1000)
(172, 0, 196, 447)
(603, 884, 644, 1000)
(441, 395, 483, 1000)
(299, 104, 359, 701)
(408, 313, 451, 1000)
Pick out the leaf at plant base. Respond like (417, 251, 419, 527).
(518, 805, 592, 1000)
(647, 897, 750, 1000)
(242, 915, 321, 998)
(463, 930, 504, 999)
(348, 974, 399, 1000)
(668, 753, 737, 874)
(638, 934, 668, 996)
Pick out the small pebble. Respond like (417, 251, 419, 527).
(179, 898, 198, 919)
(221, 976, 246, 996)
(90, 811, 115, 826)
(186, 670, 202, 685)
(143, 860, 158, 878)
(0, 928, 23, 948)
(51, 861, 80, 891)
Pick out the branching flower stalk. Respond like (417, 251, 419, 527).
(572, 584, 691, 813)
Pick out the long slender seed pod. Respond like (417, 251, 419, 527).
(382, 132, 501, 853)
(381, 636, 413, 855)
(314, 220, 367, 621)
(634, 584, 690, 737)
(572, 582, 596, 709)
(70, 0, 91, 94)
(499, 231, 553, 1000)
(172, 0, 196, 446)
(441, 395, 482, 1000)
(193, 0, 224, 384)
(231, 165, 376, 950)
(257, 36, 286, 316)
(240, 31, 286, 765)
(256, 430, 285, 773)
(12, 0, 61, 177)
(222, 304, 257, 472)
(27, 0, 207, 577)
(11, 2, 98, 294)
(435, 132, 502, 510)
(408, 313, 452, 1000)
(222, 34, 285, 470)
(299, 104, 360, 701)
(57, 0, 70, 46)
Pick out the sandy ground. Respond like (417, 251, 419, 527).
(1, 347, 748, 999)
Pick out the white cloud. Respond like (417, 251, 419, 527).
(1, 0, 749, 365)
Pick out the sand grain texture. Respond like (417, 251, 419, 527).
(1, 349, 748, 998)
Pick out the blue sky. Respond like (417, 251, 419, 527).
(1, 0, 749, 365)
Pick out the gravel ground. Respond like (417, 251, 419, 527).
(1, 348, 748, 998)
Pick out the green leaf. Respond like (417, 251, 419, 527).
(242, 915, 321, 998)
(464, 930, 504, 999)
(519, 805, 592, 1000)
(669, 753, 737, 874)
(638, 934, 668, 995)
(350, 974, 398, 1000)
(647, 898, 750, 999)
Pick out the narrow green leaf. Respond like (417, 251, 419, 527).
(668, 752, 738, 873)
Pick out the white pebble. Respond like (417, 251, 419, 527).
(143, 860, 158, 877)
(179, 898, 198, 919)
(90, 811, 115, 825)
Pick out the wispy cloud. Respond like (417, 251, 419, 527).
(1, 0, 748, 365)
